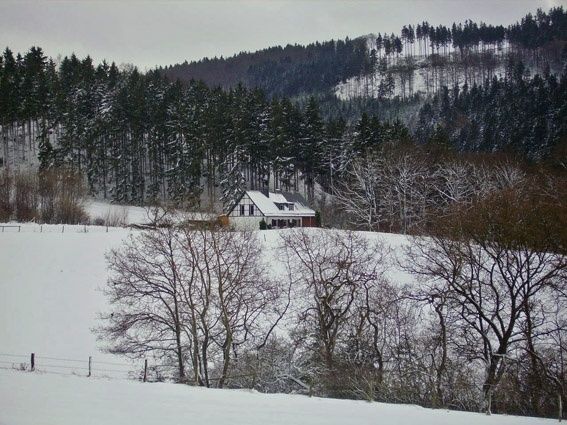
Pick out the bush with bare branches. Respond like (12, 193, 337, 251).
(281, 228, 390, 397)
(1, 168, 87, 224)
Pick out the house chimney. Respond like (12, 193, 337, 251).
(261, 187, 269, 198)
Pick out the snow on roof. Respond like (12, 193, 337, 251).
(245, 190, 315, 217)
(280, 191, 313, 213)
(268, 192, 288, 204)
(247, 191, 282, 215)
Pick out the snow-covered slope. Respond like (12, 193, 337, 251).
(85, 200, 148, 226)
(0, 369, 552, 425)
(84, 200, 219, 226)
(0, 224, 130, 367)
(1, 224, 544, 424)
(0, 224, 411, 370)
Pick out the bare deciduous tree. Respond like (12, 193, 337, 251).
(333, 155, 384, 231)
(281, 228, 388, 394)
(97, 227, 189, 381)
(98, 225, 287, 387)
(407, 187, 567, 414)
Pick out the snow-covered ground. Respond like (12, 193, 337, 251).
(1, 223, 545, 424)
(0, 224, 411, 371)
(0, 369, 552, 425)
(0, 224, 131, 370)
(85, 200, 149, 226)
(84, 200, 219, 226)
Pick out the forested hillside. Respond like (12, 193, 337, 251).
(0, 7, 566, 213)
(163, 8, 567, 103)
(162, 37, 369, 98)
(0, 45, 411, 207)
(415, 64, 567, 161)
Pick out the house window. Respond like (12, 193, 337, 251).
(276, 203, 284, 211)
(249, 204, 255, 216)
(288, 204, 294, 211)
(240, 205, 245, 216)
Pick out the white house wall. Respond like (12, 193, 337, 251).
(229, 215, 303, 230)
(228, 194, 265, 218)
(229, 216, 265, 230)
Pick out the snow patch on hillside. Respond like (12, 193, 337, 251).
(85, 200, 151, 226)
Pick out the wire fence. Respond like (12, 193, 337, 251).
(0, 223, 132, 234)
(0, 351, 274, 389)
(0, 352, 170, 382)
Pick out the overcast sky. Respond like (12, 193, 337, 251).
(1, 0, 565, 70)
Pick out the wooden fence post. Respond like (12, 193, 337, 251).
(30, 353, 35, 371)
(88, 356, 92, 377)
(143, 359, 148, 382)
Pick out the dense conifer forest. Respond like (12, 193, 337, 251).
(416, 63, 567, 162)
(0, 7, 566, 211)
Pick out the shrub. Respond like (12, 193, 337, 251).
(1, 168, 88, 224)
(0, 170, 13, 221)
(14, 171, 38, 222)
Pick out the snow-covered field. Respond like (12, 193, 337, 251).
(0, 223, 547, 424)
(0, 223, 408, 367)
(0, 224, 131, 368)
(0, 369, 553, 425)
(85, 200, 149, 226)
(84, 200, 219, 226)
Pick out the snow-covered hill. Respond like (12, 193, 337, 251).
(0, 224, 130, 367)
(0, 224, 410, 368)
(0, 369, 553, 425)
(0, 223, 550, 424)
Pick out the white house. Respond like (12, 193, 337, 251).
(225, 190, 316, 229)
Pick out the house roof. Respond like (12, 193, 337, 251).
(279, 191, 314, 214)
(242, 190, 315, 217)
(268, 192, 288, 204)
(247, 191, 282, 215)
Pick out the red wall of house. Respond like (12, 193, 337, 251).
(302, 216, 316, 227)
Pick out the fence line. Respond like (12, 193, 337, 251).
(0, 366, 139, 381)
(0, 351, 262, 386)
(0, 223, 134, 234)
(36, 355, 90, 363)
(0, 225, 21, 232)
(0, 352, 153, 381)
